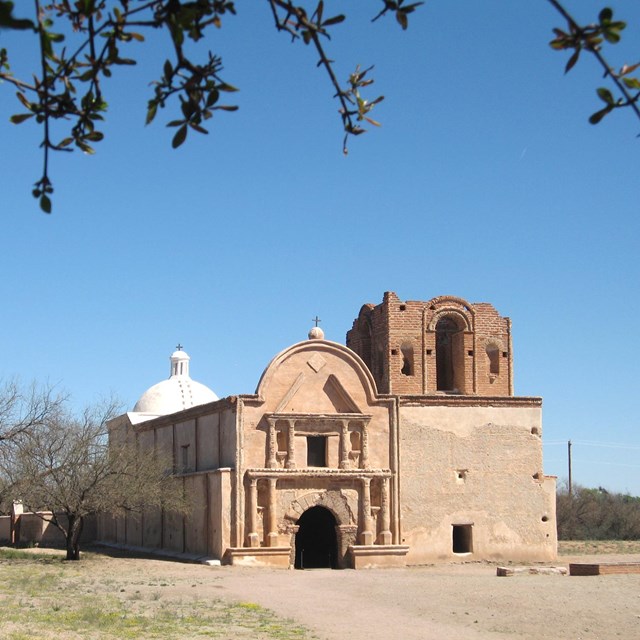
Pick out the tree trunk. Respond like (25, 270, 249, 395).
(65, 514, 84, 561)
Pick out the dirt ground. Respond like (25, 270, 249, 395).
(5, 545, 640, 639)
(204, 552, 640, 640)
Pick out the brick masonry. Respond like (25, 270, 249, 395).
(347, 291, 513, 396)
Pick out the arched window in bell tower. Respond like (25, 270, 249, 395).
(436, 316, 460, 391)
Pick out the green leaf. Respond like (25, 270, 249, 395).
(589, 105, 613, 125)
(396, 11, 408, 30)
(599, 7, 613, 23)
(146, 102, 158, 125)
(596, 87, 614, 105)
(565, 49, 580, 74)
(622, 77, 640, 90)
(172, 124, 187, 148)
(0, 2, 35, 30)
(16, 91, 31, 109)
(205, 89, 220, 108)
(40, 194, 52, 214)
(322, 14, 345, 27)
(76, 140, 95, 154)
(10, 112, 34, 124)
(188, 122, 208, 135)
(218, 83, 239, 92)
(603, 30, 621, 44)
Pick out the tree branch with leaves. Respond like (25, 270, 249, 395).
(0, 0, 417, 213)
(1, 1, 638, 214)
(547, 1, 640, 126)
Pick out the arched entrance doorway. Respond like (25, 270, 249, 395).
(295, 506, 338, 569)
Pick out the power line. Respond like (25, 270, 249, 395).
(544, 440, 640, 449)
(573, 459, 640, 469)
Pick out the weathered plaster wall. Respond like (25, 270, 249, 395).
(198, 413, 220, 469)
(208, 469, 232, 557)
(98, 401, 238, 560)
(399, 403, 556, 563)
(242, 340, 393, 471)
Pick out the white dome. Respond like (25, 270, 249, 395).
(132, 348, 218, 416)
(133, 377, 218, 414)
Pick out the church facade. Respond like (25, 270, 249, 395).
(99, 292, 557, 568)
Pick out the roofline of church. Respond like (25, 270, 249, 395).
(396, 395, 542, 407)
(120, 391, 541, 433)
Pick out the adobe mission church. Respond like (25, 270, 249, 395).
(100, 292, 557, 568)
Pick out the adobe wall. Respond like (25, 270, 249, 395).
(398, 400, 557, 563)
(4, 512, 96, 547)
(98, 399, 238, 559)
(98, 468, 233, 558)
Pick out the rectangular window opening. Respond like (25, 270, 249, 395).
(307, 436, 327, 467)
(181, 444, 190, 473)
(452, 524, 473, 554)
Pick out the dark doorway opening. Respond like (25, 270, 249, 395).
(452, 524, 473, 554)
(295, 506, 338, 569)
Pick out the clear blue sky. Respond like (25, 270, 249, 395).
(1, 1, 639, 495)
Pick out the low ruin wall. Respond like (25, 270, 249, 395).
(0, 511, 96, 547)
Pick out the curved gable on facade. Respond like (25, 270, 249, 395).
(254, 339, 381, 414)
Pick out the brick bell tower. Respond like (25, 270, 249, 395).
(346, 292, 513, 396)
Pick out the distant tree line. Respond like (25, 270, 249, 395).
(556, 484, 640, 540)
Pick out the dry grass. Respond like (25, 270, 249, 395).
(557, 539, 640, 555)
(0, 548, 315, 640)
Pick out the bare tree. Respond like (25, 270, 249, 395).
(0, 379, 66, 513)
(0, 378, 66, 443)
(3, 397, 187, 560)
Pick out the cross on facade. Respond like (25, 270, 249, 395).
(175, 343, 183, 351)
(312, 316, 321, 327)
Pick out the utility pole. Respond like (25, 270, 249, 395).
(568, 439, 573, 496)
